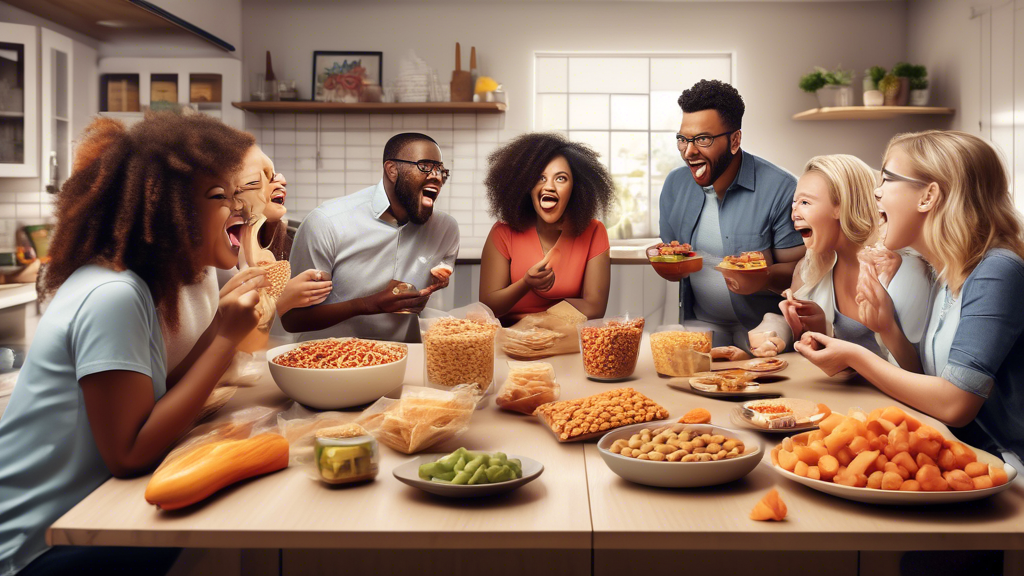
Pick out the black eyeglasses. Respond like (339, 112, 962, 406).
(387, 159, 450, 183)
(676, 131, 735, 149)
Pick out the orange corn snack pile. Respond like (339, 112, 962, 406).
(750, 489, 788, 521)
(680, 408, 712, 424)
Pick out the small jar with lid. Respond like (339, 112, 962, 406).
(314, 423, 379, 485)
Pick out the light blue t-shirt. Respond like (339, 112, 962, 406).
(0, 266, 166, 576)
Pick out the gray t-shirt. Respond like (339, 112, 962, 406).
(690, 185, 740, 325)
(0, 266, 166, 576)
(289, 180, 460, 342)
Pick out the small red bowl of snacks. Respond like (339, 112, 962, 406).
(714, 251, 769, 295)
(646, 242, 703, 282)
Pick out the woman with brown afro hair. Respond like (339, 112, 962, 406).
(480, 132, 614, 323)
(0, 113, 265, 576)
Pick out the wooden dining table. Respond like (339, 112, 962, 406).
(47, 335, 1024, 576)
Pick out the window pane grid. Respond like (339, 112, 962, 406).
(535, 53, 731, 239)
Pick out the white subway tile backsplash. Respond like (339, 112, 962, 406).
(295, 171, 318, 185)
(454, 130, 476, 144)
(346, 114, 370, 129)
(476, 157, 490, 171)
(346, 159, 372, 171)
(295, 145, 316, 159)
(321, 115, 345, 129)
(433, 131, 454, 146)
(320, 145, 345, 159)
(452, 156, 476, 170)
(274, 145, 296, 159)
(318, 171, 345, 184)
(297, 198, 319, 211)
(369, 115, 392, 129)
(474, 224, 494, 238)
(274, 130, 296, 145)
(347, 131, 370, 145)
(296, 115, 317, 130)
(39, 203, 54, 218)
(290, 184, 316, 198)
(458, 223, 474, 239)
(474, 197, 491, 211)
(476, 143, 498, 158)
(347, 171, 376, 185)
(274, 158, 296, 171)
(401, 115, 427, 129)
(450, 210, 473, 224)
(0, 193, 17, 204)
(454, 114, 476, 129)
(454, 143, 476, 157)
(347, 146, 374, 159)
(296, 159, 317, 171)
(451, 184, 473, 198)
(274, 114, 296, 129)
(260, 144, 275, 157)
(428, 114, 454, 129)
(297, 131, 316, 145)
(317, 184, 345, 199)
(0, 205, 15, 218)
(477, 130, 499, 143)
(16, 205, 39, 218)
(319, 159, 346, 171)
(16, 193, 40, 203)
(321, 131, 345, 145)
(477, 114, 502, 130)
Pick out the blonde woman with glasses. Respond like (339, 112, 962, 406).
(797, 131, 1024, 465)
(746, 154, 929, 372)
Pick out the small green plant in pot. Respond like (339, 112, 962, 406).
(799, 66, 854, 108)
(878, 74, 902, 106)
(863, 66, 887, 106)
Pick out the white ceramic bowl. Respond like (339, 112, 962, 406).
(267, 341, 408, 409)
(597, 422, 763, 488)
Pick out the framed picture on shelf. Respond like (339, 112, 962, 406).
(312, 51, 382, 103)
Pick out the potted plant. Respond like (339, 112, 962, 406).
(863, 66, 886, 107)
(891, 62, 920, 106)
(878, 74, 902, 106)
(799, 66, 854, 108)
(906, 64, 929, 106)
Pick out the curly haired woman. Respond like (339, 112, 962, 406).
(0, 113, 263, 576)
(480, 132, 614, 324)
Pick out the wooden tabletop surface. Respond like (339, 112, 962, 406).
(48, 335, 1024, 551)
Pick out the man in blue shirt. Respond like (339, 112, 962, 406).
(659, 80, 805, 355)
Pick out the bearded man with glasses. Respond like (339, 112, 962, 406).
(659, 80, 805, 358)
(283, 133, 459, 342)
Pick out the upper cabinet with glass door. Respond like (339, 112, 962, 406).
(41, 28, 73, 193)
(0, 23, 38, 177)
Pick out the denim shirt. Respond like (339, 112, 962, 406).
(659, 150, 802, 329)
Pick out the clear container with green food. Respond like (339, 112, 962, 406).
(314, 425, 379, 485)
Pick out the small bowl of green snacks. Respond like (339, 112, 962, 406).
(392, 447, 544, 497)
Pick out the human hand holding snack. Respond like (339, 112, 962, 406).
(779, 290, 827, 338)
(524, 249, 559, 293)
(276, 269, 333, 316)
(717, 251, 770, 294)
(217, 270, 266, 345)
(362, 280, 433, 315)
(855, 259, 897, 335)
(794, 332, 853, 377)
(711, 346, 750, 362)
(749, 331, 787, 358)
(429, 263, 454, 291)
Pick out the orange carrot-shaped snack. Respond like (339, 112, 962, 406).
(750, 489, 788, 521)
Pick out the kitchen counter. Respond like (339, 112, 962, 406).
(454, 242, 654, 265)
(47, 340, 1024, 576)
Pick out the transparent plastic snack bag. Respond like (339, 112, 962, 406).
(420, 303, 500, 394)
(495, 360, 560, 415)
(649, 324, 713, 377)
(355, 384, 478, 454)
(497, 301, 587, 360)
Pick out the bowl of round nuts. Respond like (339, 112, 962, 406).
(597, 422, 762, 488)
(577, 316, 645, 381)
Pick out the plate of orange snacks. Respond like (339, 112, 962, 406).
(769, 406, 1017, 504)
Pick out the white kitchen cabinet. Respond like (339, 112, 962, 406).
(0, 23, 38, 178)
(40, 28, 72, 193)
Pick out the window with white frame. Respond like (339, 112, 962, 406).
(535, 53, 733, 239)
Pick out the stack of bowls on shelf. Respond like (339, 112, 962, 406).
(394, 50, 431, 103)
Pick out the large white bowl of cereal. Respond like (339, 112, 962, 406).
(267, 338, 408, 409)
(597, 422, 762, 488)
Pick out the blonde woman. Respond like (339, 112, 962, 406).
(748, 154, 929, 373)
(797, 131, 1024, 463)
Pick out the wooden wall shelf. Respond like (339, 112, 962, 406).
(793, 106, 955, 121)
(231, 101, 507, 114)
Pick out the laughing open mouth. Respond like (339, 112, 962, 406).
(539, 192, 559, 210)
(271, 192, 286, 205)
(688, 161, 708, 179)
(225, 217, 244, 248)
(421, 186, 439, 208)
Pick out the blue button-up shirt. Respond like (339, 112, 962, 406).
(659, 150, 802, 329)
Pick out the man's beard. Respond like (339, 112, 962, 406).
(395, 170, 432, 225)
(706, 146, 735, 186)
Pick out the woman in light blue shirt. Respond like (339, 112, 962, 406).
(0, 113, 264, 576)
(797, 131, 1024, 465)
